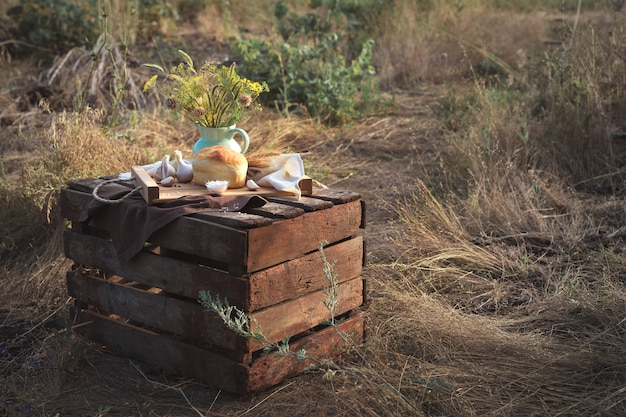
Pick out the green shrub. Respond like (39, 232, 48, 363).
(232, 0, 389, 125)
(275, 0, 389, 62)
(6, 0, 98, 58)
(233, 35, 379, 124)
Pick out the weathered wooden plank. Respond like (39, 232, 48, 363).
(243, 201, 306, 219)
(68, 269, 363, 356)
(247, 313, 364, 392)
(65, 230, 363, 313)
(311, 188, 362, 204)
(64, 230, 250, 305)
(70, 307, 250, 393)
(190, 211, 273, 228)
(67, 271, 249, 355)
(60, 188, 91, 223)
(267, 195, 334, 212)
(248, 236, 363, 311)
(72, 306, 362, 394)
(149, 217, 249, 275)
(249, 276, 363, 352)
(247, 200, 362, 272)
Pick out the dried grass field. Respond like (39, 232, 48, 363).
(1, 1, 626, 416)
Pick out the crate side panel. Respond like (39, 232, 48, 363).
(249, 275, 363, 351)
(248, 236, 363, 311)
(65, 230, 250, 306)
(67, 271, 248, 353)
(71, 307, 250, 394)
(149, 217, 248, 275)
(247, 313, 364, 392)
(247, 200, 362, 272)
(60, 188, 91, 223)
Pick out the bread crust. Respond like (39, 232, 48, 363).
(192, 146, 248, 188)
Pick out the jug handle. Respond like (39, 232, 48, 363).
(228, 128, 249, 154)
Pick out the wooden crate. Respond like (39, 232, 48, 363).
(60, 179, 366, 394)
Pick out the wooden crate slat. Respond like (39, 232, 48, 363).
(72, 307, 362, 394)
(190, 211, 273, 228)
(243, 201, 306, 219)
(267, 195, 334, 212)
(311, 188, 362, 204)
(67, 268, 362, 356)
(149, 217, 249, 275)
(67, 270, 249, 354)
(246, 313, 364, 392)
(246, 200, 362, 272)
(65, 230, 363, 312)
(249, 276, 363, 351)
(64, 230, 250, 304)
(248, 236, 363, 311)
(70, 307, 250, 393)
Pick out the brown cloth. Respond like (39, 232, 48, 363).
(78, 181, 267, 263)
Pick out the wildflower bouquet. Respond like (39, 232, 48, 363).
(143, 50, 269, 128)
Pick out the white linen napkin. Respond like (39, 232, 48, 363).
(247, 153, 305, 200)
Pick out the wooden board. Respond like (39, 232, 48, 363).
(66, 270, 249, 356)
(131, 166, 313, 204)
(65, 230, 363, 311)
(247, 313, 364, 392)
(67, 268, 363, 355)
(245, 200, 362, 272)
(70, 307, 363, 394)
(70, 306, 249, 392)
(60, 184, 363, 275)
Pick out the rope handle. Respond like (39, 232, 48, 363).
(92, 177, 143, 204)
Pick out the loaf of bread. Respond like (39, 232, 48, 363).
(192, 146, 248, 188)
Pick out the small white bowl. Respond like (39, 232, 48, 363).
(205, 180, 229, 193)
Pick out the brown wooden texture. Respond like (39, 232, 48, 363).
(148, 217, 250, 275)
(246, 200, 362, 272)
(62, 182, 364, 275)
(64, 230, 250, 304)
(67, 268, 362, 355)
(67, 270, 249, 355)
(248, 236, 364, 311)
(310, 188, 362, 204)
(267, 195, 334, 212)
(71, 307, 363, 394)
(246, 313, 364, 392)
(248, 275, 363, 352)
(65, 230, 362, 312)
(190, 211, 273, 229)
(70, 307, 250, 393)
(244, 202, 305, 219)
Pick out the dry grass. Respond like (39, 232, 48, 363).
(2, 1, 626, 416)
